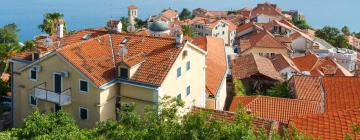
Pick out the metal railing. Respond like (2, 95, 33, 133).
(32, 82, 72, 106)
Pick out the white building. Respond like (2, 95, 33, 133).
(328, 48, 357, 73)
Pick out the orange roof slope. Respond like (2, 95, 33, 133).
(290, 76, 322, 102)
(251, 2, 284, 18)
(232, 53, 283, 81)
(192, 37, 227, 96)
(240, 30, 290, 53)
(290, 108, 360, 140)
(323, 76, 360, 112)
(229, 96, 322, 123)
(292, 53, 350, 76)
(58, 33, 182, 87)
(271, 54, 300, 72)
(161, 9, 178, 19)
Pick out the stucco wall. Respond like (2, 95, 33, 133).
(160, 43, 206, 113)
(13, 53, 102, 128)
(215, 78, 227, 110)
(242, 47, 289, 57)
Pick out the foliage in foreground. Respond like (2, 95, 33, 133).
(266, 82, 291, 98)
(1, 96, 307, 139)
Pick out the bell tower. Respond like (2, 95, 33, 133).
(127, 5, 138, 32)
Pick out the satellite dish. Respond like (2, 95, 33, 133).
(127, 25, 136, 33)
(43, 37, 53, 47)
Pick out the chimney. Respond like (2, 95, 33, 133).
(56, 19, 64, 38)
(175, 29, 183, 44)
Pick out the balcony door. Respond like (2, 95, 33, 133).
(54, 73, 62, 93)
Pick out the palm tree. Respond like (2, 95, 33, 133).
(38, 12, 66, 35)
(181, 25, 197, 38)
(0, 43, 20, 73)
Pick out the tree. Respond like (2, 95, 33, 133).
(181, 25, 197, 38)
(38, 12, 67, 35)
(0, 23, 20, 74)
(315, 26, 351, 49)
(354, 32, 360, 39)
(266, 82, 291, 98)
(291, 19, 311, 30)
(179, 8, 192, 20)
(120, 17, 145, 32)
(342, 26, 351, 36)
(22, 40, 36, 51)
(9, 109, 87, 139)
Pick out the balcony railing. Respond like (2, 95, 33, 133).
(32, 82, 71, 106)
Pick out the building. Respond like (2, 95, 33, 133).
(271, 54, 300, 80)
(231, 53, 283, 94)
(190, 17, 235, 46)
(10, 21, 207, 128)
(292, 52, 353, 76)
(282, 10, 304, 22)
(239, 30, 292, 57)
(250, 2, 288, 23)
(328, 48, 357, 73)
(192, 37, 227, 110)
(192, 8, 228, 19)
(147, 8, 179, 28)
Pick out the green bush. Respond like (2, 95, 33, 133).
(233, 79, 246, 96)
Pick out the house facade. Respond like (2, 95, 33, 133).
(10, 26, 207, 128)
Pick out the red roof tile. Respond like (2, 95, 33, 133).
(229, 96, 322, 124)
(323, 76, 360, 112)
(251, 2, 284, 18)
(290, 108, 360, 140)
(232, 53, 283, 81)
(271, 54, 300, 72)
(240, 30, 291, 53)
(192, 37, 227, 96)
(289, 76, 322, 102)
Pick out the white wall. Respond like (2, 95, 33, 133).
(215, 77, 227, 110)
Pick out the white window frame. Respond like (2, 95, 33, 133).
(79, 79, 89, 93)
(177, 66, 182, 78)
(29, 95, 37, 106)
(79, 106, 88, 120)
(186, 61, 191, 71)
(186, 85, 191, 96)
(29, 69, 38, 81)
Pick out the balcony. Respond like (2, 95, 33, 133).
(32, 83, 71, 106)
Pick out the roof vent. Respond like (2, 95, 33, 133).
(120, 38, 129, 46)
(43, 37, 53, 47)
(82, 33, 93, 40)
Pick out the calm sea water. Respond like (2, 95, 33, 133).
(0, 0, 359, 41)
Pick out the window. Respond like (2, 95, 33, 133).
(29, 69, 37, 81)
(32, 53, 39, 61)
(120, 68, 129, 79)
(222, 31, 225, 35)
(79, 107, 88, 120)
(177, 67, 182, 78)
(79, 80, 88, 93)
(186, 85, 191, 96)
(186, 61, 191, 71)
(177, 93, 181, 100)
(29, 95, 37, 106)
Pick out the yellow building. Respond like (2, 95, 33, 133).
(10, 27, 206, 128)
(239, 30, 291, 58)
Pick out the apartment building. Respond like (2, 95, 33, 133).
(10, 22, 207, 128)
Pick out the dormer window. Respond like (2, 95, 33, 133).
(32, 53, 39, 61)
(120, 67, 129, 79)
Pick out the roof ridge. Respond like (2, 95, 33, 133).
(57, 34, 110, 51)
(254, 95, 321, 103)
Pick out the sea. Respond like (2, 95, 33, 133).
(0, 0, 359, 41)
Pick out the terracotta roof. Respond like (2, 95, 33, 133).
(128, 5, 138, 10)
(323, 76, 360, 112)
(236, 22, 255, 32)
(290, 108, 360, 140)
(251, 2, 284, 18)
(229, 96, 322, 124)
(226, 21, 237, 31)
(161, 9, 178, 19)
(289, 76, 322, 102)
(192, 37, 226, 96)
(292, 53, 351, 76)
(271, 54, 300, 72)
(240, 30, 291, 53)
(58, 32, 182, 87)
(232, 53, 283, 81)
(191, 107, 278, 134)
